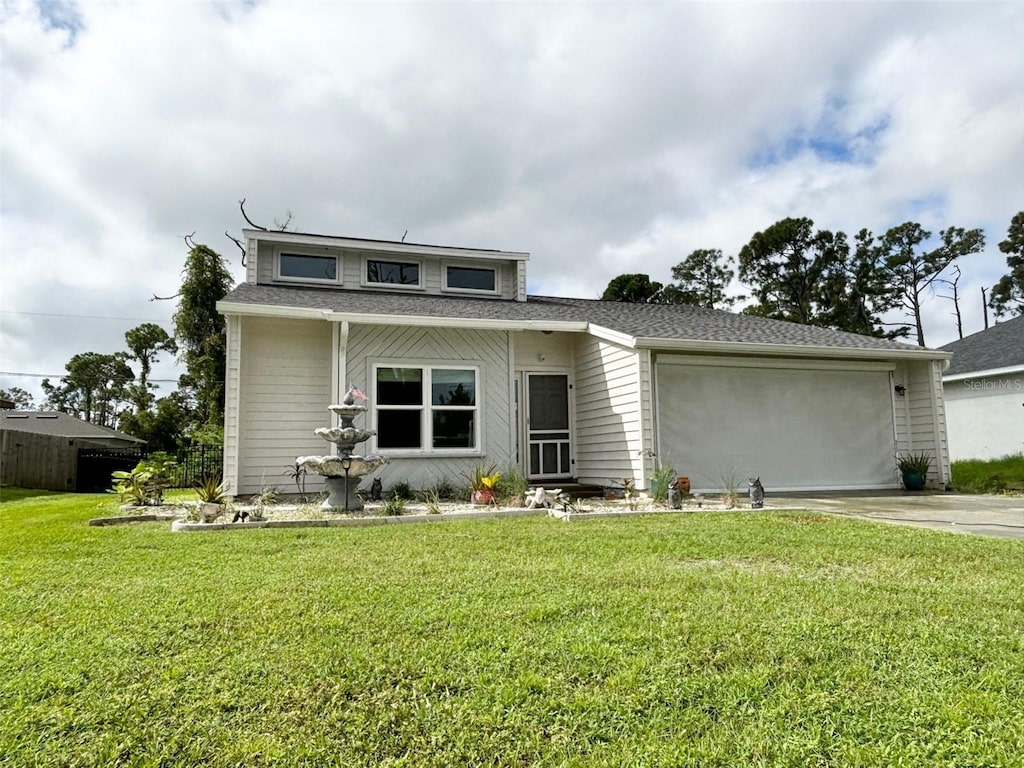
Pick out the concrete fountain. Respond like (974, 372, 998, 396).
(296, 386, 389, 511)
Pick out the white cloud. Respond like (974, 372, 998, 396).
(2, 0, 1022, 403)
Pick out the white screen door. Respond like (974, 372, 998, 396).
(526, 373, 572, 480)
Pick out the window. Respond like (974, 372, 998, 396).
(445, 265, 497, 293)
(366, 259, 420, 287)
(277, 252, 339, 283)
(375, 365, 478, 451)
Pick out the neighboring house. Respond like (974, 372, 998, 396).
(217, 229, 953, 496)
(939, 315, 1024, 461)
(1, 411, 146, 491)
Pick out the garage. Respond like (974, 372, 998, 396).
(655, 355, 899, 492)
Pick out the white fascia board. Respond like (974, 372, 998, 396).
(633, 336, 952, 362)
(587, 324, 638, 348)
(217, 300, 586, 332)
(243, 229, 529, 261)
(943, 364, 1024, 382)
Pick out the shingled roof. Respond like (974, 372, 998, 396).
(1, 411, 145, 443)
(221, 282, 937, 355)
(939, 314, 1024, 376)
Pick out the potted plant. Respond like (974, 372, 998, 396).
(195, 475, 230, 522)
(468, 464, 501, 505)
(897, 451, 932, 491)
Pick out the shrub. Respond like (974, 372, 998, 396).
(110, 456, 178, 506)
(381, 494, 406, 516)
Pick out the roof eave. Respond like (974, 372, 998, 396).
(634, 336, 952, 361)
(943, 363, 1024, 382)
(242, 229, 530, 261)
(217, 300, 587, 332)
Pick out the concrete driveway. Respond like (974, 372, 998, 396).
(767, 491, 1024, 539)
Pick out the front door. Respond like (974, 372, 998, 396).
(525, 373, 572, 481)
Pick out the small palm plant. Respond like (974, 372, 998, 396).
(469, 464, 501, 505)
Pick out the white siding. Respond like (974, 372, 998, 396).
(222, 314, 242, 493)
(255, 239, 520, 299)
(346, 324, 514, 490)
(514, 331, 576, 370)
(573, 336, 645, 486)
(943, 372, 1023, 460)
(895, 359, 951, 488)
(236, 317, 333, 495)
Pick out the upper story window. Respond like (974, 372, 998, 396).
(444, 264, 497, 294)
(277, 252, 340, 284)
(365, 258, 422, 288)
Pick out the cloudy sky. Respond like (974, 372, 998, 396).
(2, 0, 1022, 406)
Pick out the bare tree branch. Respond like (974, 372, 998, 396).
(239, 198, 267, 231)
(225, 231, 246, 267)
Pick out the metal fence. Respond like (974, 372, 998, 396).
(75, 444, 223, 492)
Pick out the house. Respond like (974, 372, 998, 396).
(939, 315, 1024, 461)
(217, 229, 953, 496)
(0, 411, 146, 491)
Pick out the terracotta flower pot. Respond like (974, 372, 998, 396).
(472, 489, 496, 505)
(677, 476, 691, 494)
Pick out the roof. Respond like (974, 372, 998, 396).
(244, 229, 530, 260)
(0, 411, 146, 443)
(939, 314, 1024, 377)
(220, 282, 942, 358)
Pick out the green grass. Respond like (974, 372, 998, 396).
(2, 491, 1023, 767)
(952, 453, 1024, 493)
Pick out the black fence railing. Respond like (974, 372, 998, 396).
(76, 444, 224, 493)
(169, 445, 224, 489)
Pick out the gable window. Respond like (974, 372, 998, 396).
(445, 265, 497, 293)
(375, 365, 478, 451)
(277, 253, 339, 283)
(366, 259, 421, 287)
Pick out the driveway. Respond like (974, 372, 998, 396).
(768, 491, 1024, 539)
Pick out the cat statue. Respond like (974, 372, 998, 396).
(748, 477, 765, 509)
(369, 477, 383, 501)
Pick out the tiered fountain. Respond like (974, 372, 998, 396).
(296, 387, 389, 511)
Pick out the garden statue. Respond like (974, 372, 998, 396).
(748, 477, 765, 509)
(369, 478, 383, 501)
(667, 479, 682, 509)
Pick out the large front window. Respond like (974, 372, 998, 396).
(375, 365, 478, 451)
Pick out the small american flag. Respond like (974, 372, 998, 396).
(347, 384, 368, 401)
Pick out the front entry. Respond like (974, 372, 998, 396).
(524, 372, 572, 481)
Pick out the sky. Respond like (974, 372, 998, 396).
(2, 0, 1023, 407)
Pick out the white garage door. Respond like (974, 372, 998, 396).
(655, 357, 898, 492)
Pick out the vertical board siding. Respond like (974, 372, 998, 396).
(0, 431, 77, 491)
(346, 324, 513, 490)
(237, 317, 333, 495)
(573, 336, 644, 486)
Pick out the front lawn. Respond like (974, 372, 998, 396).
(1, 491, 1022, 767)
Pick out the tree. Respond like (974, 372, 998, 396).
(124, 323, 177, 413)
(737, 217, 842, 326)
(41, 352, 134, 426)
(0, 386, 35, 409)
(875, 222, 985, 346)
(600, 273, 669, 303)
(118, 391, 191, 452)
(172, 242, 234, 438)
(668, 249, 740, 309)
(989, 210, 1024, 319)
